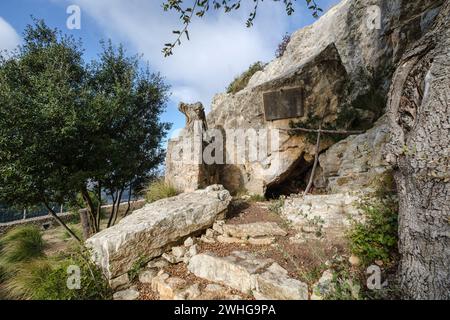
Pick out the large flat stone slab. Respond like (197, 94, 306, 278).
(86, 185, 231, 279)
(188, 251, 308, 300)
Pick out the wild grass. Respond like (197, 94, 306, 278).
(145, 179, 179, 203)
(226, 62, 265, 94)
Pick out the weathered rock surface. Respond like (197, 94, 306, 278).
(255, 263, 309, 300)
(194, 0, 442, 195)
(86, 185, 231, 279)
(316, 117, 392, 193)
(188, 251, 308, 300)
(281, 193, 362, 241)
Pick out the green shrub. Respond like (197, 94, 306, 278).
(347, 195, 398, 267)
(226, 62, 265, 94)
(0, 225, 44, 265)
(4, 249, 111, 300)
(145, 180, 179, 203)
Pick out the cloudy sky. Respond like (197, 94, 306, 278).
(0, 0, 340, 135)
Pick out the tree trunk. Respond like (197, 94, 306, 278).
(79, 209, 92, 240)
(385, 1, 449, 299)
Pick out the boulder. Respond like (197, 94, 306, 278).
(113, 287, 140, 300)
(188, 251, 308, 300)
(109, 273, 130, 291)
(281, 193, 362, 240)
(317, 117, 392, 193)
(151, 273, 187, 300)
(86, 185, 231, 279)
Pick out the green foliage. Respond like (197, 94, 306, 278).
(0, 20, 171, 235)
(268, 197, 285, 214)
(226, 62, 265, 94)
(347, 195, 398, 267)
(4, 249, 111, 300)
(0, 226, 44, 266)
(145, 180, 179, 203)
(62, 224, 83, 241)
(128, 255, 149, 281)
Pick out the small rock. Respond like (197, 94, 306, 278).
(172, 246, 186, 258)
(200, 235, 216, 244)
(184, 237, 195, 247)
(311, 269, 335, 300)
(138, 269, 158, 284)
(113, 288, 140, 300)
(349, 255, 361, 266)
(109, 274, 130, 291)
(375, 260, 384, 267)
(147, 258, 169, 270)
(162, 252, 183, 264)
(206, 228, 215, 238)
(217, 235, 246, 244)
(213, 220, 225, 234)
(174, 283, 201, 300)
(248, 237, 275, 245)
(153, 276, 187, 300)
(189, 244, 198, 256)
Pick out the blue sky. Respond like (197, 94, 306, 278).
(0, 0, 340, 139)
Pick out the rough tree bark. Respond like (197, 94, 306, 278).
(385, 1, 449, 300)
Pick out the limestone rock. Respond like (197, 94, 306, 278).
(113, 287, 140, 301)
(281, 193, 362, 240)
(311, 270, 335, 300)
(109, 274, 130, 291)
(174, 284, 201, 300)
(147, 258, 169, 270)
(183, 237, 195, 247)
(248, 237, 275, 246)
(162, 252, 183, 264)
(255, 263, 308, 300)
(172, 246, 186, 259)
(138, 269, 158, 284)
(188, 251, 307, 300)
(188, 251, 273, 294)
(317, 117, 392, 193)
(222, 222, 287, 238)
(86, 185, 231, 279)
(152, 273, 187, 300)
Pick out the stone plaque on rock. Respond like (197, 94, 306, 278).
(263, 87, 304, 121)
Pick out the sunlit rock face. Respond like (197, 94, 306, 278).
(86, 185, 231, 279)
(165, 0, 442, 195)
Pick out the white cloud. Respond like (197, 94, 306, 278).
(58, 0, 292, 108)
(0, 17, 21, 53)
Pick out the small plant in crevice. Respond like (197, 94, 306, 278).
(347, 194, 398, 268)
(128, 255, 149, 281)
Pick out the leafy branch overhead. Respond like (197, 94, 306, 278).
(162, 0, 322, 57)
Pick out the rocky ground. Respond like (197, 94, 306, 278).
(115, 199, 353, 301)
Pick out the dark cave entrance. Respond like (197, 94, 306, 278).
(264, 155, 313, 199)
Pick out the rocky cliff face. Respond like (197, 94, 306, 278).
(174, 0, 442, 195)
